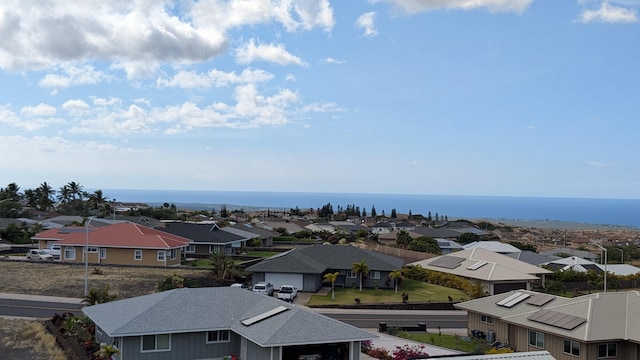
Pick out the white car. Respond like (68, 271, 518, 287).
(46, 245, 61, 259)
(230, 283, 249, 289)
(27, 249, 54, 261)
(252, 282, 274, 296)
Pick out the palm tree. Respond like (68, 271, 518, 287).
(389, 270, 403, 293)
(95, 343, 121, 359)
(323, 271, 340, 300)
(37, 182, 55, 211)
(210, 251, 235, 279)
(82, 285, 117, 305)
(67, 181, 84, 201)
(351, 259, 369, 292)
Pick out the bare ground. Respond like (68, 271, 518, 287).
(0, 260, 215, 299)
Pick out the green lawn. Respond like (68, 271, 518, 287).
(394, 331, 490, 353)
(307, 279, 468, 306)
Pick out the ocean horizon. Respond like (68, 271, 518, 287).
(101, 189, 640, 228)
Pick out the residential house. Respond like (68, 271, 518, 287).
(228, 223, 278, 247)
(33, 222, 192, 267)
(409, 248, 552, 295)
(83, 287, 375, 360)
(540, 248, 599, 262)
(161, 223, 250, 256)
(507, 251, 555, 266)
(370, 221, 416, 235)
(329, 221, 369, 235)
(463, 241, 522, 255)
(435, 238, 464, 254)
(246, 244, 404, 292)
(541, 256, 640, 276)
(455, 289, 640, 360)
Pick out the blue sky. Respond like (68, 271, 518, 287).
(1, 0, 639, 199)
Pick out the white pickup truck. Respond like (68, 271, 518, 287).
(45, 244, 61, 259)
(277, 285, 298, 302)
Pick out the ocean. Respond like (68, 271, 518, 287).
(101, 189, 640, 228)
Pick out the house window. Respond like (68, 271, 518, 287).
(370, 271, 381, 280)
(86, 247, 98, 253)
(134, 250, 142, 261)
(64, 247, 75, 260)
(529, 330, 544, 348)
(141, 334, 170, 352)
(563, 339, 580, 356)
(347, 271, 358, 279)
(100, 248, 107, 259)
(480, 315, 493, 325)
(157, 251, 165, 261)
(206, 330, 230, 343)
(598, 343, 617, 358)
(186, 244, 195, 253)
(169, 249, 177, 260)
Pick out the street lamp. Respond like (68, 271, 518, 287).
(618, 248, 624, 264)
(85, 216, 95, 296)
(593, 243, 607, 293)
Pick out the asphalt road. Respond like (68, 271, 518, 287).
(0, 296, 83, 319)
(313, 308, 467, 329)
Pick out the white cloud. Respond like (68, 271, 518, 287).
(0, 104, 62, 131)
(577, 2, 638, 23)
(235, 39, 307, 66)
(373, 0, 533, 14)
(38, 64, 110, 89)
(0, 1, 335, 77)
(325, 57, 346, 64)
(21, 103, 57, 117)
(587, 161, 615, 167)
(356, 12, 379, 37)
(157, 68, 274, 89)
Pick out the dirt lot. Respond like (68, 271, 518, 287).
(0, 260, 215, 299)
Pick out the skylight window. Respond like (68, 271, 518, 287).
(241, 306, 288, 326)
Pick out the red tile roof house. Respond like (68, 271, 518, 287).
(32, 223, 192, 267)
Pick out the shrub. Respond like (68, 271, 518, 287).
(392, 344, 429, 360)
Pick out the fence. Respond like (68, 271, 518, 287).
(364, 244, 436, 262)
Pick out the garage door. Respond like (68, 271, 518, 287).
(265, 273, 303, 291)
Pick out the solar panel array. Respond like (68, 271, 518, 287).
(241, 305, 288, 326)
(527, 309, 586, 330)
(496, 292, 531, 308)
(430, 256, 464, 269)
(526, 294, 555, 307)
(467, 261, 488, 271)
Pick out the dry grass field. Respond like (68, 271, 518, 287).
(0, 260, 214, 299)
(0, 318, 66, 360)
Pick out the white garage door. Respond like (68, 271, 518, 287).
(265, 273, 303, 291)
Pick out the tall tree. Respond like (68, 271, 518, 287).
(323, 271, 340, 300)
(351, 259, 369, 292)
(396, 230, 412, 249)
(389, 270, 403, 293)
(210, 251, 234, 279)
(37, 182, 55, 211)
(371, 206, 377, 218)
(391, 208, 397, 218)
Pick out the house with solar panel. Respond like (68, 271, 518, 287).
(409, 248, 552, 295)
(83, 286, 375, 360)
(455, 289, 640, 359)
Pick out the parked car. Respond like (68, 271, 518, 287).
(277, 285, 298, 302)
(46, 244, 61, 259)
(252, 282, 274, 296)
(230, 283, 249, 289)
(27, 249, 54, 261)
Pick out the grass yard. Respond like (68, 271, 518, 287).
(307, 279, 469, 306)
(394, 331, 489, 353)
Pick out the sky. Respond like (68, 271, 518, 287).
(1, 0, 639, 199)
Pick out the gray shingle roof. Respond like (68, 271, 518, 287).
(246, 244, 404, 274)
(161, 223, 246, 244)
(83, 287, 374, 346)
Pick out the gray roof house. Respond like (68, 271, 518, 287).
(161, 223, 249, 255)
(228, 223, 278, 247)
(246, 244, 404, 292)
(83, 287, 374, 360)
(410, 248, 552, 295)
(455, 289, 640, 360)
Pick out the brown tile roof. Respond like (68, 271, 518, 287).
(34, 223, 192, 249)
